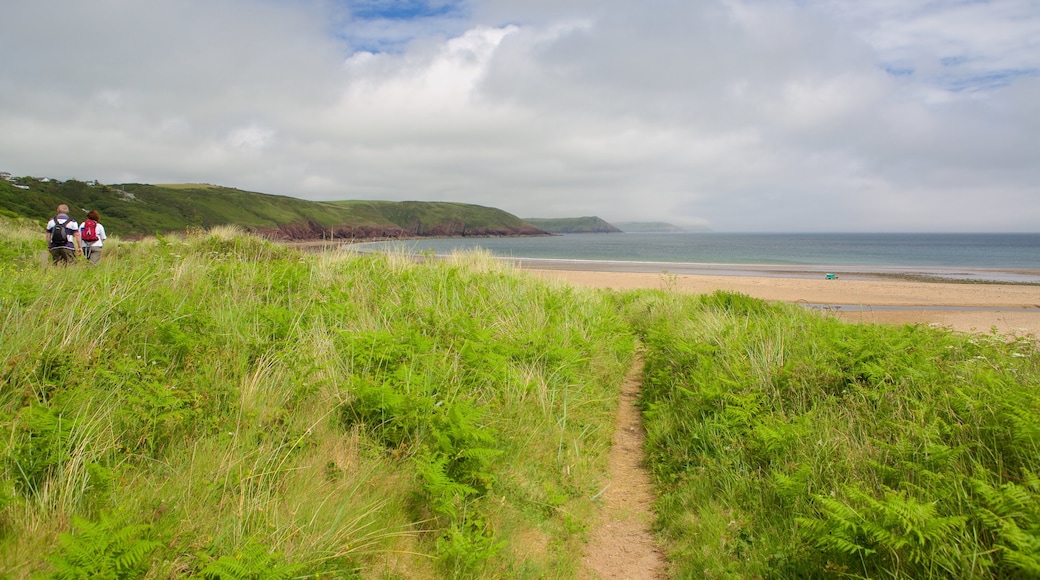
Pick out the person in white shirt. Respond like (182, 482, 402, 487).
(45, 204, 82, 265)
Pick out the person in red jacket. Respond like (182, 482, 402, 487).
(79, 210, 108, 264)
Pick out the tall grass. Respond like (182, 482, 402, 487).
(0, 220, 633, 578)
(621, 289, 1040, 578)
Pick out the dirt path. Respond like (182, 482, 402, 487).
(579, 356, 667, 579)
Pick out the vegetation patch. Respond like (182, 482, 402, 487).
(621, 288, 1040, 578)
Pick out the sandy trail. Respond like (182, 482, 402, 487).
(579, 357, 667, 580)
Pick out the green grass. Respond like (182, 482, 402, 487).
(619, 289, 1040, 578)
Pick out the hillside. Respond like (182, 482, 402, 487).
(522, 216, 622, 234)
(0, 177, 546, 240)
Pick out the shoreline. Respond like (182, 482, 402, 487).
(506, 256, 1040, 284)
(522, 267, 1040, 338)
(341, 234, 1040, 285)
(321, 245, 1040, 336)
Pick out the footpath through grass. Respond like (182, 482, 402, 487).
(0, 221, 633, 578)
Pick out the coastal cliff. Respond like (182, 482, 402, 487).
(0, 178, 548, 241)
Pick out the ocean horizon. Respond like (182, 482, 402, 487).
(351, 232, 1040, 283)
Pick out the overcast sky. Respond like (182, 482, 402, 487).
(2, 0, 1038, 231)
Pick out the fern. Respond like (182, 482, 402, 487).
(416, 454, 479, 519)
(44, 513, 159, 580)
(857, 490, 967, 566)
(972, 474, 1040, 575)
(116, 366, 198, 457)
(433, 400, 501, 492)
(436, 516, 504, 578)
(199, 541, 304, 580)
(796, 495, 876, 558)
(799, 487, 969, 575)
(8, 404, 73, 496)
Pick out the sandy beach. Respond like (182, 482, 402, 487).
(524, 267, 1040, 338)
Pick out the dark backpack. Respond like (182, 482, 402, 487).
(50, 217, 70, 247)
(81, 219, 99, 242)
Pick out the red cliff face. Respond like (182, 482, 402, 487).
(412, 221, 547, 237)
(252, 220, 547, 241)
(251, 221, 408, 241)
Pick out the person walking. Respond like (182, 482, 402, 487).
(45, 204, 82, 265)
(79, 210, 108, 264)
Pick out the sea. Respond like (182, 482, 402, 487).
(350, 233, 1040, 284)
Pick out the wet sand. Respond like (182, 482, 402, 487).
(523, 267, 1040, 337)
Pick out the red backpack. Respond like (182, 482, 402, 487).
(81, 219, 99, 242)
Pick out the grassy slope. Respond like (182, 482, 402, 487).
(0, 179, 542, 238)
(330, 200, 535, 232)
(619, 290, 1040, 578)
(0, 221, 632, 579)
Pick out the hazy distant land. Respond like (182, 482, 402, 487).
(612, 221, 709, 233)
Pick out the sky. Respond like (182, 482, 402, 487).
(1, 0, 1038, 232)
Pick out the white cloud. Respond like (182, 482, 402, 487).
(0, 0, 1037, 231)
(341, 25, 517, 115)
(226, 124, 277, 152)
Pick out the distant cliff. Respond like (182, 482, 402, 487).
(0, 178, 547, 240)
(522, 216, 623, 234)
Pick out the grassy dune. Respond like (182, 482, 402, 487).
(3, 219, 1038, 579)
(0, 221, 632, 578)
